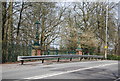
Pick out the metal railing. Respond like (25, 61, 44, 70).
(17, 54, 104, 65)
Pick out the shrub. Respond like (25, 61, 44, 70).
(107, 54, 120, 60)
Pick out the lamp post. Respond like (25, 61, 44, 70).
(34, 21, 40, 46)
(76, 32, 82, 55)
(105, 0, 109, 59)
(32, 21, 41, 56)
(77, 32, 81, 49)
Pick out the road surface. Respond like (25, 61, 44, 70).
(1, 60, 120, 81)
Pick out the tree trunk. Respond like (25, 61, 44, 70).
(8, 2, 13, 43)
(118, 1, 120, 56)
(2, 2, 7, 41)
(40, 7, 45, 50)
(2, 2, 7, 63)
(17, 2, 24, 37)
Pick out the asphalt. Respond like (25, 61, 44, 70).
(1, 60, 120, 81)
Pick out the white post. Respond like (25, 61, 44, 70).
(118, 1, 120, 55)
(105, 0, 109, 59)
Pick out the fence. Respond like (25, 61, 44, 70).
(42, 50, 76, 55)
(2, 43, 32, 63)
(2, 42, 77, 63)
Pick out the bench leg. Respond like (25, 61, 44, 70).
(21, 60, 24, 65)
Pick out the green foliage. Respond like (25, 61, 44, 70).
(81, 44, 96, 55)
(95, 53, 104, 55)
(94, 54, 120, 60)
(107, 54, 120, 60)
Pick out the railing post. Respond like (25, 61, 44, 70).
(57, 58, 60, 62)
(42, 59, 44, 63)
(91, 57, 94, 60)
(80, 57, 83, 61)
(70, 58, 72, 61)
(84, 57, 87, 60)
(21, 60, 24, 65)
(88, 57, 90, 60)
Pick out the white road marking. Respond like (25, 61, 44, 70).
(41, 60, 113, 69)
(114, 77, 120, 81)
(24, 63, 117, 79)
